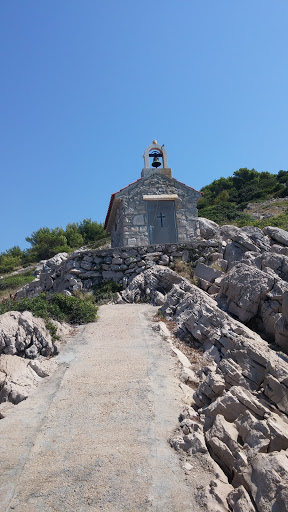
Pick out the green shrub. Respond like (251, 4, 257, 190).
(0, 271, 34, 292)
(51, 293, 98, 324)
(0, 292, 98, 324)
(93, 280, 123, 304)
(44, 320, 59, 341)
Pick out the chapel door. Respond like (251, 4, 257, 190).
(147, 200, 177, 244)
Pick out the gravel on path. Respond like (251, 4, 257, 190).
(0, 304, 203, 512)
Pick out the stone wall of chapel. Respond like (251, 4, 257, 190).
(111, 203, 125, 248)
(121, 194, 150, 247)
(114, 174, 201, 247)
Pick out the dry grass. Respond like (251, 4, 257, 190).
(153, 312, 206, 373)
(173, 259, 198, 285)
(0, 271, 35, 300)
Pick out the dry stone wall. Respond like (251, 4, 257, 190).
(17, 240, 222, 298)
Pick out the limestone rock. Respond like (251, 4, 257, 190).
(206, 414, 239, 477)
(170, 429, 208, 455)
(200, 386, 271, 427)
(198, 217, 220, 240)
(0, 311, 56, 358)
(0, 354, 55, 405)
(244, 451, 288, 511)
(235, 410, 270, 456)
(194, 262, 223, 283)
(263, 226, 288, 246)
(267, 414, 288, 452)
(271, 244, 288, 256)
(233, 232, 260, 253)
(241, 226, 271, 252)
(224, 242, 247, 270)
(220, 224, 242, 241)
(219, 263, 274, 322)
(197, 367, 225, 400)
(226, 486, 255, 512)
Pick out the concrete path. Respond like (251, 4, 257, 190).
(0, 304, 200, 512)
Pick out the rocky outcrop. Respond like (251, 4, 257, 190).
(218, 262, 288, 349)
(33, 252, 69, 277)
(122, 265, 288, 511)
(0, 354, 57, 413)
(0, 311, 68, 415)
(0, 311, 56, 358)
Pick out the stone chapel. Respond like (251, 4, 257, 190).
(104, 141, 202, 248)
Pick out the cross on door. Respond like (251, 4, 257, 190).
(157, 212, 166, 227)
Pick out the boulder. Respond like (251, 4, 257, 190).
(226, 486, 255, 512)
(170, 429, 208, 455)
(263, 226, 288, 246)
(194, 262, 223, 283)
(235, 410, 270, 456)
(232, 232, 260, 253)
(243, 451, 288, 512)
(220, 225, 242, 241)
(0, 311, 56, 358)
(206, 414, 239, 477)
(0, 354, 55, 405)
(257, 252, 288, 281)
(224, 242, 247, 270)
(197, 217, 220, 240)
(267, 415, 288, 452)
(197, 367, 225, 400)
(219, 263, 274, 322)
(241, 226, 271, 252)
(271, 244, 288, 257)
(121, 265, 184, 304)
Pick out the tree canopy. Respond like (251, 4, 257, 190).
(198, 168, 288, 225)
(0, 218, 107, 273)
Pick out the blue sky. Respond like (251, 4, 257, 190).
(1, 0, 287, 252)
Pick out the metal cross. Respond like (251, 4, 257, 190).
(157, 212, 166, 227)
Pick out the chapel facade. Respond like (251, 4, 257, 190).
(104, 141, 202, 248)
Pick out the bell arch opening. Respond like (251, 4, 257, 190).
(143, 142, 168, 169)
(149, 149, 163, 168)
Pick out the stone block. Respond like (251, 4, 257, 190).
(194, 263, 223, 283)
(133, 214, 145, 225)
(102, 271, 124, 281)
(112, 257, 123, 265)
(80, 261, 92, 270)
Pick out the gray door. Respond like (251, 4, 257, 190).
(147, 200, 177, 244)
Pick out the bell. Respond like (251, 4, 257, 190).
(152, 156, 161, 168)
